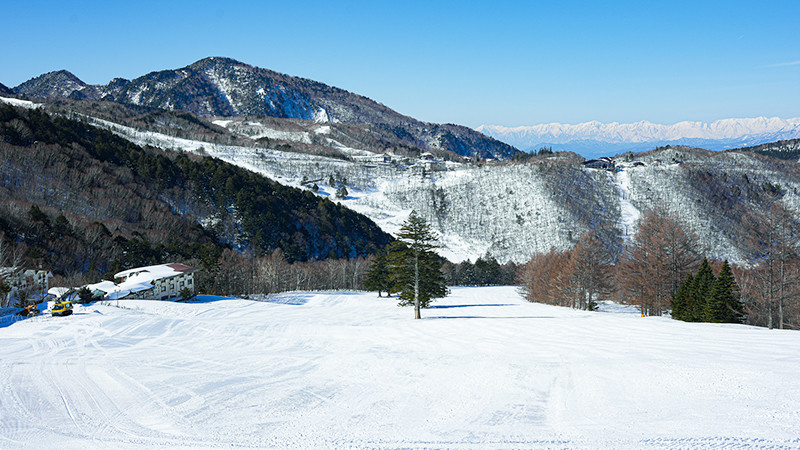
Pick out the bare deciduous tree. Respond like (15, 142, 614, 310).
(741, 203, 800, 329)
(616, 210, 700, 316)
(568, 231, 612, 310)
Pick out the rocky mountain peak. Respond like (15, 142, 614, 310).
(13, 69, 87, 98)
(189, 56, 249, 70)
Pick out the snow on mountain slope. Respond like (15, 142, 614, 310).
(621, 159, 743, 259)
(0, 95, 41, 109)
(84, 111, 800, 265)
(479, 117, 800, 157)
(2, 287, 800, 448)
(618, 148, 800, 263)
(83, 115, 611, 263)
(613, 167, 641, 242)
(212, 118, 313, 143)
(350, 163, 617, 263)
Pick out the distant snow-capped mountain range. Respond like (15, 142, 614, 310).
(477, 117, 800, 158)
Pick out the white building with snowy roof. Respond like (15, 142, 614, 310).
(0, 266, 53, 306)
(87, 263, 199, 301)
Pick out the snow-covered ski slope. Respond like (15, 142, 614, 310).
(2, 287, 799, 449)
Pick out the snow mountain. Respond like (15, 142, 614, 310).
(478, 117, 800, 158)
(12, 57, 519, 160)
(5, 88, 800, 267)
(37, 94, 797, 266)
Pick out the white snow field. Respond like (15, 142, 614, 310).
(2, 287, 800, 449)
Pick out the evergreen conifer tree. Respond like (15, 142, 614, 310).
(389, 211, 447, 319)
(689, 258, 715, 322)
(363, 249, 393, 297)
(671, 273, 694, 321)
(705, 260, 744, 323)
(474, 253, 502, 286)
(458, 260, 477, 286)
(77, 286, 93, 304)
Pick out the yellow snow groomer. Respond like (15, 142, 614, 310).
(52, 300, 73, 317)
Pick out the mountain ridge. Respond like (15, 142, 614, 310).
(13, 57, 520, 160)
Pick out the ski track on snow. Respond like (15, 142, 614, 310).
(2, 287, 800, 448)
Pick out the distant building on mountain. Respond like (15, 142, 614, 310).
(582, 157, 616, 171)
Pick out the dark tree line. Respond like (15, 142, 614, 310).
(441, 254, 518, 287)
(197, 248, 374, 296)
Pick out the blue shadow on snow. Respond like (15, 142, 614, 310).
(428, 304, 515, 309)
(425, 315, 556, 320)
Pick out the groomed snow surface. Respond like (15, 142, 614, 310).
(2, 287, 799, 449)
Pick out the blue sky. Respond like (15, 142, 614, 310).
(2, 0, 798, 127)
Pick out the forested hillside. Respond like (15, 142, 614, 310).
(735, 138, 800, 161)
(0, 103, 392, 280)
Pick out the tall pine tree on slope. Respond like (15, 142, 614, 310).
(671, 273, 694, 321)
(689, 258, 715, 322)
(705, 260, 745, 323)
(390, 211, 447, 319)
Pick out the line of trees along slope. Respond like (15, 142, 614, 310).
(520, 205, 800, 329)
(0, 103, 392, 287)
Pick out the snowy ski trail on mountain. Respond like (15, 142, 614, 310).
(614, 167, 641, 243)
(2, 287, 800, 449)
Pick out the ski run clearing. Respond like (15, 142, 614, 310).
(2, 287, 800, 449)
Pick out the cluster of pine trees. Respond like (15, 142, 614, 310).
(441, 255, 518, 287)
(521, 208, 788, 327)
(671, 259, 744, 323)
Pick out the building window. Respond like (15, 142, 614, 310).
(161, 286, 166, 292)
(180, 281, 184, 287)
(188, 279, 192, 285)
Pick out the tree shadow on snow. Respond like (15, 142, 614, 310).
(257, 292, 317, 305)
(428, 304, 515, 309)
(425, 315, 556, 320)
(189, 295, 240, 303)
